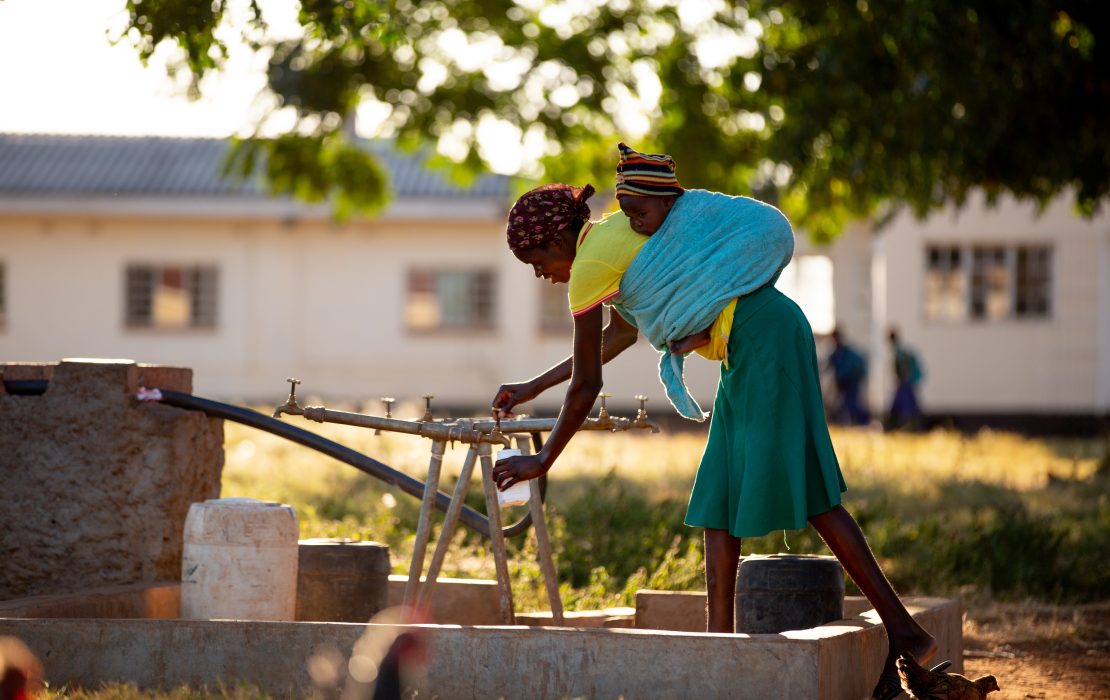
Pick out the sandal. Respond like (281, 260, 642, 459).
(871, 673, 903, 700)
(872, 661, 952, 699)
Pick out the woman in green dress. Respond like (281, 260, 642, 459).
(491, 152, 937, 699)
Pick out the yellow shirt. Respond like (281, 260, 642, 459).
(568, 212, 648, 315)
(567, 211, 737, 365)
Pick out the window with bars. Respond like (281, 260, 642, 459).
(924, 246, 966, 321)
(405, 268, 496, 331)
(1015, 246, 1052, 317)
(970, 246, 1010, 320)
(925, 244, 1051, 322)
(125, 264, 218, 329)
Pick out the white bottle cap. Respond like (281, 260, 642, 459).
(494, 449, 531, 507)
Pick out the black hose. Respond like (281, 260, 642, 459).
(4, 380, 540, 539)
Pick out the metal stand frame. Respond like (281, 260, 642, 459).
(272, 381, 658, 625)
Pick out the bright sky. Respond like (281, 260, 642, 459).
(0, 0, 551, 172)
(0, 0, 298, 138)
(0, 0, 752, 174)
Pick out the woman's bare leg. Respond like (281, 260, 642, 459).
(704, 528, 741, 633)
(808, 505, 937, 694)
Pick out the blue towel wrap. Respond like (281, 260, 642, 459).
(610, 189, 794, 420)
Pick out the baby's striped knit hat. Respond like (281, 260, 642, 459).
(615, 142, 684, 197)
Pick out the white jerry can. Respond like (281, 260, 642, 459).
(180, 497, 299, 620)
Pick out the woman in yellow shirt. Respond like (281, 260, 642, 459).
(493, 167, 937, 700)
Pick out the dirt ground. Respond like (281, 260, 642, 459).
(959, 601, 1110, 699)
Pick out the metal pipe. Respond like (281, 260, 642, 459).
(478, 443, 515, 624)
(416, 444, 480, 609)
(297, 405, 513, 446)
(518, 436, 564, 626)
(404, 440, 446, 608)
(288, 403, 657, 437)
(0, 380, 547, 540)
(153, 389, 543, 539)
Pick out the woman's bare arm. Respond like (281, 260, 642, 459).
(492, 304, 616, 487)
(492, 309, 638, 416)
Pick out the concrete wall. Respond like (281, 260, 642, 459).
(0, 360, 223, 599)
(871, 192, 1109, 414)
(0, 596, 962, 699)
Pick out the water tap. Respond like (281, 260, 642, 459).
(632, 394, 661, 433)
(375, 396, 395, 436)
(273, 377, 302, 418)
(597, 392, 612, 421)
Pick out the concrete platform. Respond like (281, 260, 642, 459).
(0, 581, 962, 699)
(514, 607, 636, 628)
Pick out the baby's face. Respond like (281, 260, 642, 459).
(618, 195, 676, 235)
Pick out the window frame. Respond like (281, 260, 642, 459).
(123, 263, 219, 332)
(404, 267, 498, 334)
(923, 242, 1053, 324)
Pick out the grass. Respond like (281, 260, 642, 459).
(220, 413, 1110, 611)
(38, 421, 1109, 699)
(39, 417, 1105, 700)
(45, 683, 272, 700)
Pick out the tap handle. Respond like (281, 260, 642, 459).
(374, 396, 396, 436)
(598, 392, 612, 419)
(285, 377, 301, 401)
(422, 394, 435, 422)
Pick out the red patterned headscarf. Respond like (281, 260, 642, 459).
(506, 183, 595, 253)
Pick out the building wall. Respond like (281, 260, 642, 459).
(5, 192, 1102, 420)
(1099, 226, 1110, 412)
(871, 193, 1108, 414)
(0, 208, 723, 418)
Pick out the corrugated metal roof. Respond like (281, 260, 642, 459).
(0, 133, 510, 200)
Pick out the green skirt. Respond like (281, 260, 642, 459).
(684, 285, 847, 538)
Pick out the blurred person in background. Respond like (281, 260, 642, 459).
(826, 327, 870, 426)
(887, 327, 925, 431)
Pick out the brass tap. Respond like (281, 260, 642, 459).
(632, 393, 661, 433)
(272, 377, 302, 418)
(597, 392, 612, 421)
(421, 395, 435, 422)
(375, 397, 395, 436)
(489, 412, 504, 445)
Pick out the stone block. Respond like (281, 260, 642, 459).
(387, 575, 501, 626)
(515, 608, 635, 628)
(0, 362, 56, 382)
(634, 590, 707, 632)
(296, 539, 390, 622)
(0, 359, 223, 599)
(0, 583, 180, 620)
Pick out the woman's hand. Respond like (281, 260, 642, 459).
(491, 379, 540, 420)
(492, 453, 548, 490)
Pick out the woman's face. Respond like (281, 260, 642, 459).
(515, 240, 574, 284)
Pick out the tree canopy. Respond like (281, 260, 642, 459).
(121, 0, 1109, 237)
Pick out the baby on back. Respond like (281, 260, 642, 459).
(613, 142, 714, 354)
